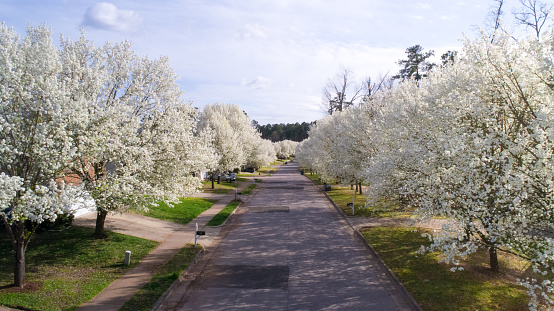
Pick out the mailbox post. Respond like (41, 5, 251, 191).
(195, 223, 206, 247)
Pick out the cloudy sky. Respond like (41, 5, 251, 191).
(0, 0, 523, 124)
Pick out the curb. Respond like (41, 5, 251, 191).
(150, 245, 205, 311)
(151, 194, 251, 311)
(320, 189, 423, 311)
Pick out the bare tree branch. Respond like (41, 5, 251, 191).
(513, 0, 553, 38)
(322, 67, 363, 114)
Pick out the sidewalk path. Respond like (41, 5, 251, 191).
(73, 179, 255, 311)
(156, 163, 418, 310)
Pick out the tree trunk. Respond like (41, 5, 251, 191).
(217, 175, 221, 184)
(351, 184, 354, 190)
(489, 246, 499, 272)
(211, 173, 215, 189)
(93, 210, 109, 239)
(358, 182, 363, 195)
(13, 221, 25, 287)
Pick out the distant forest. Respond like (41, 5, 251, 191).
(253, 121, 314, 142)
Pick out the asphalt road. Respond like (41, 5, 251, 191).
(156, 163, 417, 311)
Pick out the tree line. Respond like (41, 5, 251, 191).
(253, 121, 313, 142)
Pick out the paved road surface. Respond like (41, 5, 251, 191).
(157, 163, 416, 311)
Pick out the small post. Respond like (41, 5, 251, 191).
(124, 250, 131, 265)
(351, 197, 355, 216)
(195, 223, 198, 247)
(235, 188, 237, 201)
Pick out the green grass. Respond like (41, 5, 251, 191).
(206, 200, 241, 226)
(201, 181, 238, 194)
(119, 244, 201, 311)
(302, 172, 323, 185)
(136, 197, 216, 225)
(0, 226, 158, 311)
(362, 227, 529, 311)
(241, 184, 257, 195)
(324, 186, 367, 215)
(325, 186, 412, 217)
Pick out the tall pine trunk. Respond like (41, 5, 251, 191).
(93, 209, 109, 239)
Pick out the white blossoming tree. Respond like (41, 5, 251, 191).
(61, 36, 212, 238)
(0, 24, 76, 287)
(273, 140, 298, 159)
(197, 103, 260, 185)
(364, 28, 554, 309)
(247, 137, 276, 169)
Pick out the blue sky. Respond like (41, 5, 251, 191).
(0, 0, 523, 124)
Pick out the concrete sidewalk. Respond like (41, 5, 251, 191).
(73, 179, 256, 311)
(155, 163, 419, 310)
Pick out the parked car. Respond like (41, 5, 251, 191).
(242, 168, 255, 173)
(217, 173, 228, 181)
(227, 173, 237, 182)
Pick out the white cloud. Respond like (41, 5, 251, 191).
(417, 3, 432, 10)
(240, 23, 268, 39)
(242, 76, 273, 89)
(82, 2, 143, 33)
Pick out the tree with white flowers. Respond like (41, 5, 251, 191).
(197, 103, 260, 184)
(61, 36, 213, 238)
(364, 28, 554, 309)
(0, 24, 77, 287)
(247, 138, 276, 169)
(273, 140, 298, 159)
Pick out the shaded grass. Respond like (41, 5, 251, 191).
(119, 245, 201, 311)
(325, 186, 412, 218)
(362, 227, 529, 311)
(302, 172, 323, 185)
(324, 186, 366, 216)
(206, 200, 241, 226)
(257, 167, 275, 174)
(136, 197, 216, 225)
(241, 184, 257, 195)
(201, 181, 237, 194)
(0, 226, 158, 311)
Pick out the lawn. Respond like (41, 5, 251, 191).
(324, 185, 412, 217)
(206, 200, 241, 226)
(362, 227, 530, 311)
(201, 180, 238, 194)
(302, 171, 323, 185)
(120, 244, 200, 311)
(0, 226, 158, 311)
(241, 184, 257, 195)
(136, 197, 216, 225)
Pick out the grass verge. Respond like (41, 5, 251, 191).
(0, 226, 158, 311)
(241, 184, 257, 195)
(206, 200, 241, 226)
(136, 197, 216, 225)
(119, 244, 201, 311)
(302, 171, 322, 185)
(201, 181, 237, 194)
(325, 186, 412, 218)
(361, 227, 529, 311)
